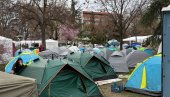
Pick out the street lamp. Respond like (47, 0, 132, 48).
(16, 35, 23, 52)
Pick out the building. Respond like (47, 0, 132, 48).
(81, 11, 119, 41)
(82, 11, 111, 25)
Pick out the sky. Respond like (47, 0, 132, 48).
(68, 0, 103, 11)
(17, 0, 102, 11)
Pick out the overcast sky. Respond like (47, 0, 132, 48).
(68, 0, 103, 11)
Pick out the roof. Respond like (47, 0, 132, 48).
(162, 5, 170, 11)
(83, 11, 110, 16)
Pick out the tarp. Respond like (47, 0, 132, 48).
(67, 53, 117, 81)
(5, 52, 39, 73)
(19, 59, 102, 97)
(108, 51, 129, 73)
(126, 50, 151, 68)
(0, 71, 37, 97)
(125, 55, 162, 96)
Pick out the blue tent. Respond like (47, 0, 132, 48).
(5, 52, 39, 73)
(131, 43, 141, 48)
(144, 49, 154, 56)
(125, 54, 161, 96)
(93, 48, 101, 54)
(15, 49, 32, 56)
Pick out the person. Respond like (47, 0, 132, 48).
(39, 44, 44, 52)
(10, 58, 26, 74)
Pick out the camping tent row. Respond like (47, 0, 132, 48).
(19, 59, 103, 97)
(107, 50, 152, 73)
(125, 54, 162, 96)
(4, 52, 105, 97)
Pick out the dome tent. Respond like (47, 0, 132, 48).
(19, 59, 103, 97)
(67, 52, 117, 81)
(126, 50, 151, 68)
(108, 51, 129, 73)
(5, 52, 39, 73)
(125, 54, 162, 96)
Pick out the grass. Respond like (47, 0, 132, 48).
(100, 83, 152, 97)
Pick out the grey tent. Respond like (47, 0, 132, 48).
(98, 48, 113, 60)
(126, 50, 151, 68)
(39, 50, 59, 60)
(121, 48, 133, 56)
(108, 51, 129, 73)
(0, 71, 37, 97)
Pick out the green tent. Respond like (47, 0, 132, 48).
(67, 53, 117, 81)
(20, 59, 102, 97)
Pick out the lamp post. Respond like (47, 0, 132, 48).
(16, 35, 23, 52)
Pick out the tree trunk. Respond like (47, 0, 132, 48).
(119, 29, 123, 50)
(41, 24, 46, 50)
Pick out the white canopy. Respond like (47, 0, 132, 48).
(0, 36, 12, 41)
(14, 39, 58, 49)
(123, 35, 151, 43)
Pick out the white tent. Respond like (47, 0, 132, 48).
(14, 39, 58, 50)
(0, 36, 13, 64)
(123, 35, 151, 43)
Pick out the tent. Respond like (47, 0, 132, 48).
(5, 52, 39, 73)
(93, 48, 101, 54)
(121, 48, 133, 56)
(68, 46, 80, 53)
(143, 49, 154, 56)
(125, 55, 162, 96)
(108, 51, 129, 73)
(123, 35, 151, 43)
(0, 71, 37, 97)
(15, 49, 32, 56)
(98, 48, 113, 60)
(67, 53, 117, 81)
(14, 39, 58, 50)
(39, 50, 59, 60)
(126, 50, 151, 68)
(19, 59, 103, 97)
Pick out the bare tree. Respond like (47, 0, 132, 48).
(98, 0, 147, 49)
(14, 0, 73, 49)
